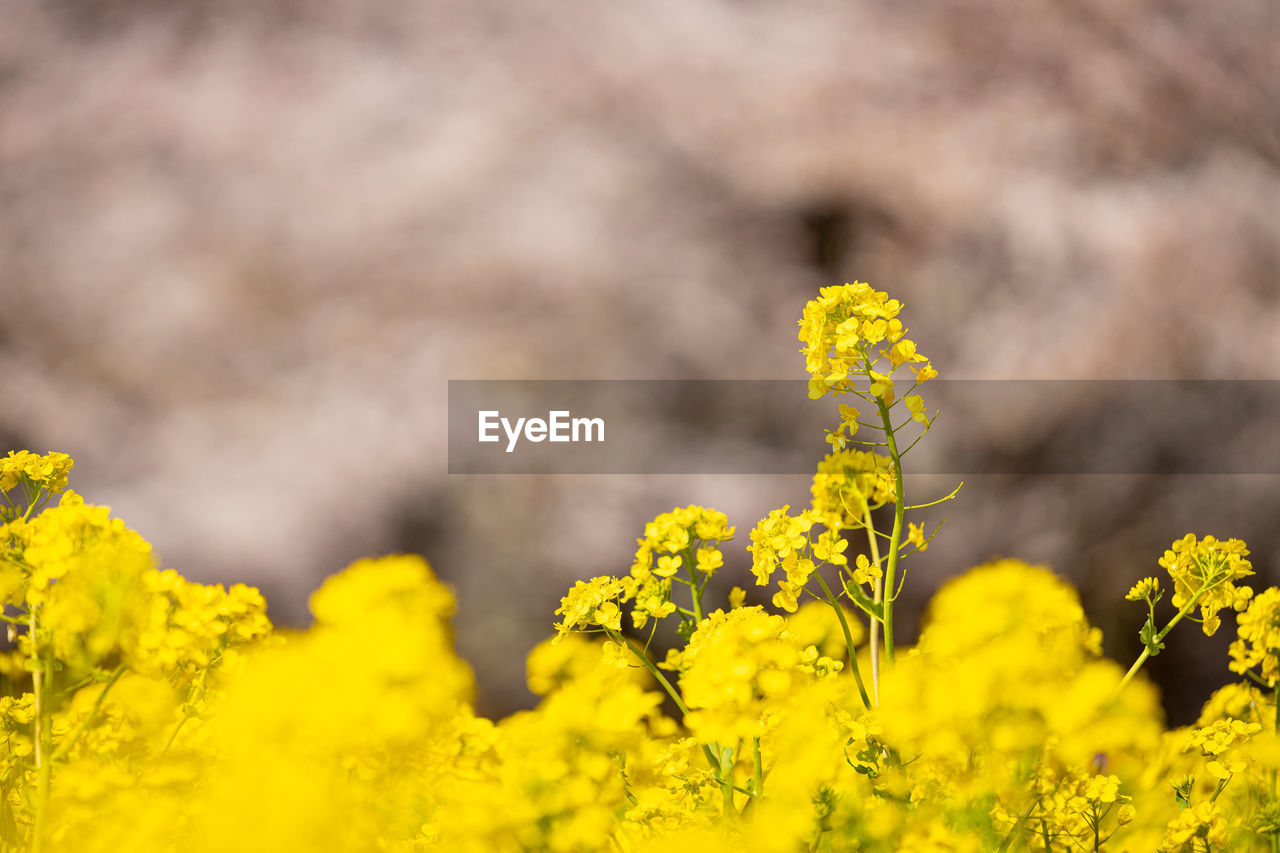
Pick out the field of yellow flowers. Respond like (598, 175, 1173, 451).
(3, 283, 1278, 852)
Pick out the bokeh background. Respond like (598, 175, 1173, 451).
(2, 0, 1278, 723)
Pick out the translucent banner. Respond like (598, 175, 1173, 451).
(447, 380, 1280, 475)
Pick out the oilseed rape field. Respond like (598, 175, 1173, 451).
(2, 283, 1277, 852)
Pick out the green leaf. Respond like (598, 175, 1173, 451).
(1173, 776, 1194, 809)
(1139, 618, 1165, 657)
(842, 579, 884, 622)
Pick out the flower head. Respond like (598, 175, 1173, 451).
(1159, 534, 1253, 636)
(553, 576, 629, 641)
(797, 282, 933, 401)
(1228, 587, 1280, 686)
(810, 450, 895, 529)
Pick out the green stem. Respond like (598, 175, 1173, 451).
(861, 500, 883, 704)
(875, 397, 906, 664)
(687, 549, 704, 624)
(160, 715, 190, 759)
(50, 665, 126, 763)
(1154, 599, 1194, 645)
(29, 611, 47, 853)
(20, 486, 45, 523)
(813, 570, 871, 710)
(1271, 682, 1279, 806)
(1110, 648, 1151, 705)
(719, 744, 736, 813)
(611, 630, 690, 716)
(608, 630, 724, 783)
(752, 737, 763, 798)
(903, 482, 963, 511)
(997, 797, 1039, 852)
(1107, 589, 1208, 705)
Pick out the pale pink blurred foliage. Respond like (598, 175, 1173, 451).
(1, 0, 1277, 715)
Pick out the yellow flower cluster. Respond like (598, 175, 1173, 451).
(8, 284, 1280, 852)
(747, 506, 828, 613)
(784, 599, 865, 659)
(810, 448, 896, 529)
(747, 505, 818, 587)
(634, 505, 732, 599)
(1126, 576, 1160, 602)
(992, 768, 1136, 851)
(41, 550, 475, 853)
(1229, 587, 1280, 686)
(0, 487, 271, 691)
(5, 449, 1280, 853)
(133, 570, 270, 683)
(797, 282, 936, 402)
(551, 507, 741, 644)
(634, 506, 735, 577)
(0, 451, 73, 502)
(881, 562, 1148, 814)
(1184, 718, 1261, 783)
(11, 493, 151, 606)
(1160, 533, 1254, 635)
(667, 606, 840, 745)
(553, 575, 629, 638)
(430, 640, 662, 852)
(1163, 801, 1228, 852)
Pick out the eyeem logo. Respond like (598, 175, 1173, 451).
(478, 410, 605, 453)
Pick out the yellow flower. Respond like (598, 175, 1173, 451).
(785, 600, 864, 656)
(0, 450, 74, 497)
(553, 576, 629, 641)
(630, 578, 676, 629)
(694, 547, 723, 576)
(654, 555, 683, 579)
(889, 340, 926, 369)
(1159, 534, 1253, 636)
(1125, 577, 1159, 602)
(771, 554, 817, 614)
(903, 394, 929, 426)
(906, 522, 927, 551)
(812, 530, 848, 566)
(1162, 801, 1226, 852)
(798, 282, 925, 400)
(810, 450, 895, 530)
(1228, 586, 1280, 685)
(676, 607, 811, 744)
(851, 554, 882, 586)
(867, 371, 895, 404)
(1082, 774, 1120, 803)
(627, 506, 735, 629)
(747, 506, 817, 586)
(1184, 718, 1261, 756)
(912, 362, 939, 383)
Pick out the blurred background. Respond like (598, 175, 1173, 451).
(2, 0, 1277, 723)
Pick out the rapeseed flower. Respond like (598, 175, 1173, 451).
(1229, 587, 1280, 686)
(1160, 533, 1253, 636)
(6, 282, 1280, 852)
